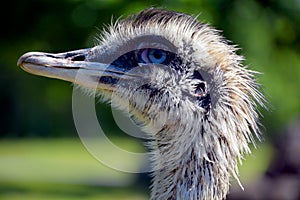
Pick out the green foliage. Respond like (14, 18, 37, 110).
(0, 138, 148, 199)
(1, 0, 299, 138)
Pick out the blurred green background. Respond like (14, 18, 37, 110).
(1, 0, 299, 199)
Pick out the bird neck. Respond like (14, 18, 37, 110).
(149, 121, 231, 200)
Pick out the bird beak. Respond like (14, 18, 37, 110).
(17, 48, 140, 91)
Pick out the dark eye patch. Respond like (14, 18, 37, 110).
(99, 47, 182, 86)
(108, 48, 180, 72)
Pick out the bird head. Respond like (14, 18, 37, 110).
(18, 7, 262, 139)
(18, 8, 264, 198)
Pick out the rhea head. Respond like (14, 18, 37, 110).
(18, 8, 264, 200)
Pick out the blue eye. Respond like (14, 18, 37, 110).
(140, 49, 167, 64)
(148, 49, 167, 63)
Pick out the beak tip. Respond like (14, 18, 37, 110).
(17, 54, 26, 67)
(17, 52, 46, 67)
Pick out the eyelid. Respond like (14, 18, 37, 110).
(140, 49, 150, 63)
(136, 42, 171, 52)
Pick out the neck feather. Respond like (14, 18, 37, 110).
(148, 119, 237, 200)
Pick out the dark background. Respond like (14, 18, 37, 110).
(1, 0, 299, 138)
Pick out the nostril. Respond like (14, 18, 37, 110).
(65, 52, 76, 58)
(70, 54, 86, 61)
(64, 53, 86, 61)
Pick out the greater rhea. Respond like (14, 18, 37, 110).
(18, 8, 264, 200)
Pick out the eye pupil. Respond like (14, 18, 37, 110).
(149, 49, 166, 63)
(153, 51, 162, 59)
(139, 49, 167, 64)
